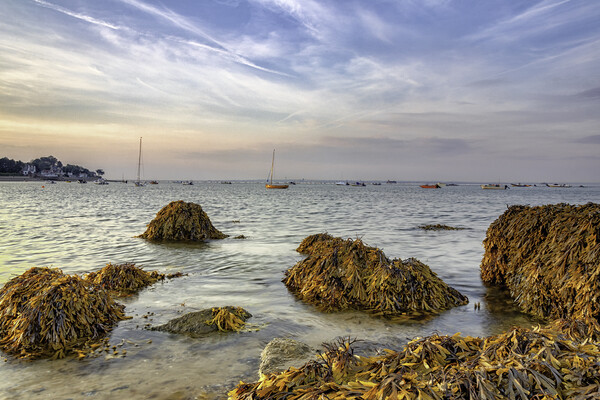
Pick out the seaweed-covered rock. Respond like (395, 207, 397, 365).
(230, 322, 600, 399)
(138, 201, 228, 241)
(481, 203, 600, 320)
(151, 306, 251, 337)
(259, 338, 315, 378)
(0, 267, 127, 359)
(84, 263, 184, 296)
(418, 224, 466, 231)
(283, 234, 468, 316)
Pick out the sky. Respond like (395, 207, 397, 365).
(1, 0, 599, 182)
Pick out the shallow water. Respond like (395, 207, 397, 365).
(0, 181, 598, 399)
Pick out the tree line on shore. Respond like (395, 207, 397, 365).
(0, 155, 102, 177)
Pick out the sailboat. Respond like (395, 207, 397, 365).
(134, 137, 146, 187)
(265, 149, 288, 189)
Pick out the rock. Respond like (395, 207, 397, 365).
(0, 267, 127, 359)
(137, 201, 228, 242)
(284, 234, 468, 315)
(481, 203, 600, 320)
(259, 338, 316, 378)
(84, 263, 184, 297)
(151, 306, 251, 337)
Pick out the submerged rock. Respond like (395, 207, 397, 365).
(137, 200, 228, 242)
(259, 338, 316, 378)
(418, 224, 466, 231)
(151, 306, 251, 337)
(481, 203, 600, 320)
(283, 234, 468, 316)
(0, 267, 127, 359)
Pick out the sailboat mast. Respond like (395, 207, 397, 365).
(137, 137, 142, 183)
(270, 149, 275, 185)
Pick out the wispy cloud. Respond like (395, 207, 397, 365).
(118, 0, 226, 49)
(575, 87, 600, 99)
(1, 0, 599, 181)
(249, 0, 328, 37)
(33, 0, 122, 30)
(575, 135, 600, 144)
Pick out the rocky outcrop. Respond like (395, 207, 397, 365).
(481, 203, 600, 320)
(138, 201, 228, 241)
(284, 234, 468, 316)
(151, 306, 251, 337)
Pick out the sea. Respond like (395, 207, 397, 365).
(0, 180, 598, 399)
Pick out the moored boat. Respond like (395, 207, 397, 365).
(420, 184, 440, 189)
(265, 149, 288, 189)
(134, 137, 146, 187)
(481, 184, 508, 190)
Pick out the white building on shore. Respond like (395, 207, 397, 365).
(21, 164, 36, 176)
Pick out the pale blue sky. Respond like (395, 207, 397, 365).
(1, 0, 599, 181)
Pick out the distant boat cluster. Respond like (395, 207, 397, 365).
(64, 139, 582, 190)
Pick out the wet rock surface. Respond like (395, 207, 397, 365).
(259, 338, 316, 378)
(151, 307, 252, 337)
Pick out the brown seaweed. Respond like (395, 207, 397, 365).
(481, 203, 600, 320)
(229, 319, 600, 399)
(206, 307, 250, 332)
(137, 200, 228, 241)
(283, 234, 468, 316)
(0, 267, 127, 359)
(84, 262, 184, 297)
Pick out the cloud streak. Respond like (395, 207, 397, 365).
(33, 0, 122, 30)
(0, 0, 598, 182)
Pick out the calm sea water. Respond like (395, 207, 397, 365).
(0, 181, 598, 399)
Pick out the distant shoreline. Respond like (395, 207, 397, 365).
(0, 175, 94, 182)
(0, 175, 44, 182)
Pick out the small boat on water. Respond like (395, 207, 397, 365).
(182, 181, 193, 185)
(335, 181, 349, 186)
(386, 180, 397, 184)
(481, 184, 508, 190)
(546, 183, 571, 188)
(420, 184, 440, 189)
(351, 182, 366, 187)
(265, 149, 288, 189)
(134, 137, 146, 187)
(149, 180, 158, 185)
(511, 183, 531, 187)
